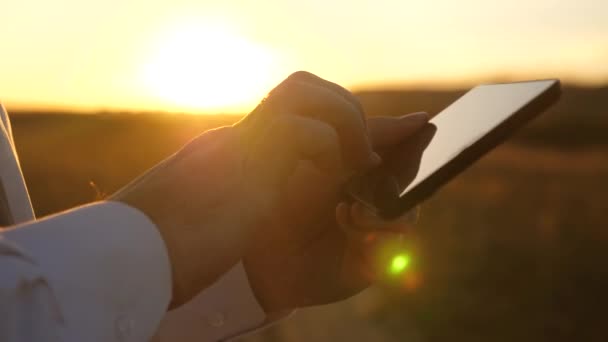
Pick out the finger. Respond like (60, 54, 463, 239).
(266, 80, 379, 170)
(255, 114, 343, 183)
(337, 202, 409, 241)
(348, 202, 415, 234)
(284, 71, 365, 117)
(337, 202, 379, 247)
(367, 112, 430, 148)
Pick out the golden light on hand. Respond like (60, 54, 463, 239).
(141, 19, 277, 113)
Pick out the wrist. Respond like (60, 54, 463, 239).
(110, 126, 252, 308)
(109, 195, 187, 308)
(243, 257, 291, 314)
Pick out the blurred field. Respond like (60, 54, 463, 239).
(9, 85, 608, 341)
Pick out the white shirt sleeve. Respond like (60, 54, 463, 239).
(1, 201, 172, 342)
(153, 262, 268, 342)
(1, 105, 282, 341)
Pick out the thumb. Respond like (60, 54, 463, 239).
(367, 112, 429, 148)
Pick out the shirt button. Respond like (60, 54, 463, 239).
(115, 314, 134, 341)
(207, 312, 225, 327)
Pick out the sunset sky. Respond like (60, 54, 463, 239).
(1, 0, 607, 113)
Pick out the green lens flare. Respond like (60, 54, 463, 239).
(389, 254, 410, 275)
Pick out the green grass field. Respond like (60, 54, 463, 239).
(8, 86, 608, 341)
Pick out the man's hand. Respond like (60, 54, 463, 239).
(243, 105, 430, 312)
(111, 71, 392, 308)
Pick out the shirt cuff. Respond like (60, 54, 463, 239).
(155, 262, 269, 341)
(3, 201, 172, 342)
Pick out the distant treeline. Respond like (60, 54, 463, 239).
(11, 86, 608, 149)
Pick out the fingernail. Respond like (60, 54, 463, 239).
(400, 112, 429, 122)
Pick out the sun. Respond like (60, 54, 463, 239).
(141, 19, 277, 113)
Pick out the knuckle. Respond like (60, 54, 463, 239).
(318, 125, 341, 156)
(326, 95, 364, 125)
(338, 108, 365, 130)
(269, 78, 301, 100)
(287, 70, 316, 82)
(319, 123, 339, 145)
(351, 95, 365, 114)
(269, 114, 291, 131)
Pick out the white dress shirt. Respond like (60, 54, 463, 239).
(0, 105, 271, 341)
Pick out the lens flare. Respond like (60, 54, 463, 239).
(389, 254, 410, 275)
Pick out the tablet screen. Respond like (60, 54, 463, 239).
(400, 80, 557, 196)
(346, 80, 560, 217)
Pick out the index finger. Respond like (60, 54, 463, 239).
(284, 71, 366, 117)
(367, 112, 430, 148)
(266, 80, 379, 170)
(337, 201, 417, 236)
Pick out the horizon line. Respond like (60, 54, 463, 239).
(4, 79, 606, 116)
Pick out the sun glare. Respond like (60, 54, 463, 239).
(141, 19, 276, 113)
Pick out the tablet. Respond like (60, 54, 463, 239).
(346, 79, 561, 219)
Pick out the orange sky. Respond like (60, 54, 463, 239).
(1, 0, 607, 113)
